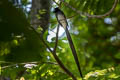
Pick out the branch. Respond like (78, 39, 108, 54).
(30, 26, 77, 80)
(53, 0, 62, 8)
(1, 61, 58, 69)
(59, 0, 118, 18)
(53, 25, 59, 54)
(52, 0, 60, 6)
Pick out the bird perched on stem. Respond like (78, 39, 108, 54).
(53, 7, 83, 78)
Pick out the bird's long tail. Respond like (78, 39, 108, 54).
(65, 27, 83, 78)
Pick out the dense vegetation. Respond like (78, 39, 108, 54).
(0, 0, 120, 80)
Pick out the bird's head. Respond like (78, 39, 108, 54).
(53, 7, 60, 13)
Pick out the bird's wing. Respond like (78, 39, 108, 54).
(56, 13, 68, 28)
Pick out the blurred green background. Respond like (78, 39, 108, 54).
(0, 0, 120, 80)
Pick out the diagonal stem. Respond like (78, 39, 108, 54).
(53, 25, 59, 54)
(30, 26, 77, 80)
(58, 0, 118, 18)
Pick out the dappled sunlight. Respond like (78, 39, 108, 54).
(0, 0, 120, 79)
(0, 42, 10, 56)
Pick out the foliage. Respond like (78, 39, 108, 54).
(0, 0, 120, 80)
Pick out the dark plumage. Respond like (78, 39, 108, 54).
(53, 7, 61, 13)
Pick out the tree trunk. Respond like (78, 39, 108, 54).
(31, 0, 51, 34)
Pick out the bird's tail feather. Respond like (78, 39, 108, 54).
(65, 27, 83, 78)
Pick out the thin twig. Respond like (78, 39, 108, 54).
(53, 25, 59, 54)
(30, 26, 77, 80)
(1, 61, 58, 69)
(59, 0, 118, 18)
(53, 0, 60, 6)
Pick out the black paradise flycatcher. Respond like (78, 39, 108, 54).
(53, 7, 83, 78)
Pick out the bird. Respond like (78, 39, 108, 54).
(53, 7, 68, 29)
(53, 7, 83, 78)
